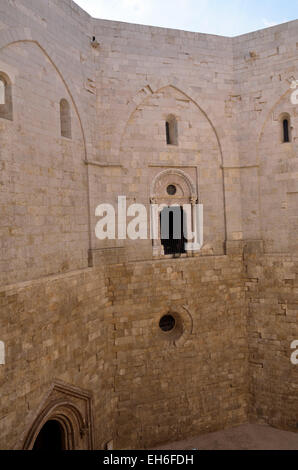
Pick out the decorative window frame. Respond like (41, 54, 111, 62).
(150, 169, 200, 258)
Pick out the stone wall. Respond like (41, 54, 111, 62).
(0, 254, 248, 449)
(0, 0, 298, 451)
(0, 267, 113, 449)
(107, 255, 248, 449)
(246, 253, 298, 432)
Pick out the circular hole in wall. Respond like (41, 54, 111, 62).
(158, 307, 193, 347)
(167, 184, 177, 196)
(159, 315, 176, 332)
(158, 312, 184, 344)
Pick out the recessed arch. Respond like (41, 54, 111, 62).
(0, 71, 13, 120)
(120, 83, 224, 166)
(22, 382, 94, 450)
(0, 34, 87, 152)
(150, 168, 197, 201)
(0, 35, 93, 255)
(119, 82, 228, 245)
(256, 88, 297, 247)
(257, 87, 294, 156)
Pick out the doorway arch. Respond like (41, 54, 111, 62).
(150, 169, 199, 257)
(22, 382, 94, 450)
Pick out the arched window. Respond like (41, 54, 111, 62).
(0, 73, 13, 121)
(60, 99, 71, 139)
(165, 115, 178, 145)
(0, 79, 5, 105)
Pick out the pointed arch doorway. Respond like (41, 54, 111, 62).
(33, 420, 65, 451)
(22, 382, 94, 450)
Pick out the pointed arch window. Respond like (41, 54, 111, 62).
(165, 115, 178, 145)
(60, 99, 72, 139)
(0, 73, 13, 121)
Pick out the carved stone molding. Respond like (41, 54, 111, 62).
(150, 168, 197, 201)
(22, 381, 94, 450)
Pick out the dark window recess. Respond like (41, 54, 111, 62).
(167, 184, 177, 196)
(160, 206, 186, 255)
(283, 119, 290, 143)
(165, 117, 178, 145)
(159, 315, 176, 332)
(166, 121, 171, 145)
(33, 420, 65, 451)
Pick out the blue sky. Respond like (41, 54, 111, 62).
(74, 0, 298, 36)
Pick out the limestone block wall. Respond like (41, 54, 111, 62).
(0, 267, 114, 449)
(0, 40, 89, 285)
(232, 23, 298, 431)
(0, 255, 248, 450)
(106, 255, 248, 449)
(0, 0, 99, 286)
(89, 17, 243, 264)
(246, 254, 298, 431)
(233, 21, 298, 251)
(0, 0, 298, 451)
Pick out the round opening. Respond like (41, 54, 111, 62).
(167, 185, 177, 196)
(159, 315, 176, 332)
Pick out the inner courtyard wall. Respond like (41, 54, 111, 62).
(0, 0, 297, 450)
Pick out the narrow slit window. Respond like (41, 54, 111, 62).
(165, 116, 178, 145)
(60, 99, 71, 139)
(283, 118, 290, 143)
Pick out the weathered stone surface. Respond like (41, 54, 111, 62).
(0, 0, 297, 450)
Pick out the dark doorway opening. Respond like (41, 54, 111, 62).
(33, 420, 65, 451)
(160, 206, 186, 255)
